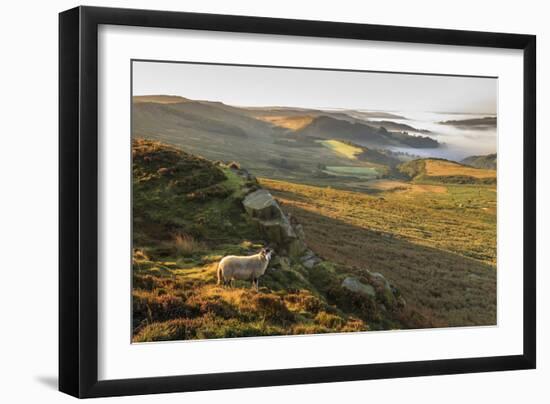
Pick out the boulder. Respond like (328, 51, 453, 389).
(366, 270, 396, 307)
(301, 250, 321, 269)
(242, 189, 306, 258)
(243, 189, 284, 221)
(367, 271, 392, 290)
(288, 239, 307, 258)
(341, 277, 376, 298)
(302, 258, 320, 269)
(259, 218, 296, 245)
(300, 249, 316, 262)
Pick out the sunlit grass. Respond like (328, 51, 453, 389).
(256, 115, 314, 130)
(424, 159, 496, 179)
(320, 139, 363, 160)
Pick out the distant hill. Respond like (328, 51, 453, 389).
(296, 116, 438, 148)
(339, 110, 407, 120)
(439, 117, 496, 129)
(132, 96, 384, 186)
(132, 95, 441, 190)
(133, 97, 274, 139)
(398, 158, 496, 184)
(133, 95, 191, 104)
(461, 153, 497, 170)
(363, 120, 431, 134)
(253, 108, 430, 136)
(133, 95, 437, 147)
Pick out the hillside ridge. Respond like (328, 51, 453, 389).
(461, 153, 497, 170)
(296, 115, 439, 148)
(398, 158, 496, 184)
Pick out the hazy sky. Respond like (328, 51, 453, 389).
(133, 60, 497, 114)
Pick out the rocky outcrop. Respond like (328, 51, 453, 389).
(341, 277, 376, 298)
(243, 189, 282, 220)
(242, 185, 405, 313)
(300, 249, 322, 269)
(341, 271, 405, 311)
(242, 189, 306, 258)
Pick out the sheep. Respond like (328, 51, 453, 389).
(217, 248, 274, 291)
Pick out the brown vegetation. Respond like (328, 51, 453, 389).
(261, 178, 496, 327)
(424, 159, 496, 179)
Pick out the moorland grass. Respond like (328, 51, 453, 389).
(260, 177, 496, 327)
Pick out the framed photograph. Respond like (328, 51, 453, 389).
(59, 6, 536, 398)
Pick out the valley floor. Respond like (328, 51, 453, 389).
(261, 178, 497, 327)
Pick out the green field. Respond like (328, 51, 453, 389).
(320, 139, 363, 159)
(323, 166, 381, 178)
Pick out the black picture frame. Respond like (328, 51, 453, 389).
(59, 5, 536, 398)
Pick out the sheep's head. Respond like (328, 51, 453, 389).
(260, 247, 275, 262)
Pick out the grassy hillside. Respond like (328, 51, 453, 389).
(315, 140, 402, 180)
(461, 153, 497, 170)
(133, 99, 271, 140)
(398, 158, 496, 184)
(132, 139, 410, 342)
(362, 120, 431, 133)
(318, 139, 399, 166)
(296, 115, 439, 148)
(320, 139, 364, 160)
(257, 115, 315, 130)
(261, 177, 496, 327)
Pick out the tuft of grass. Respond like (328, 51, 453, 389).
(251, 294, 295, 325)
(173, 233, 207, 256)
(315, 311, 345, 329)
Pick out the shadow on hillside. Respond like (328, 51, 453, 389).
(284, 205, 497, 328)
